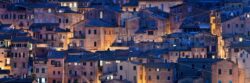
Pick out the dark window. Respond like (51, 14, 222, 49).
(19, 53, 21, 58)
(192, 64, 195, 69)
(4, 14, 8, 19)
(202, 65, 206, 69)
(133, 66, 136, 70)
(83, 62, 86, 65)
(40, 35, 42, 39)
(133, 8, 136, 12)
(120, 66, 123, 70)
(74, 79, 78, 83)
(59, 19, 61, 23)
(148, 76, 151, 80)
(161, 4, 164, 10)
(22, 62, 25, 68)
(218, 69, 221, 75)
(24, 15, 27, 19)
(53, 80, 56, 83)
(212, 46, 216, 52)
(23, 53, 25, 58)
(75, 71, 77, 76)
(120, 75, 123, 80)
(241, 24, 244, 28)
(19, 15, 23, 19)
(134, 76, 136, 81)
(218, 80, 222, 83)
(13, 14, 16, 19)
(65, 19, 69, 23)
(83, 72, 86, 76)
(234, 48, 239, 52)
(167, 76, 171, 80)
(229, 69, 232, 75)
(90, 62, 93, 66)
(88, 29, 91, 34)
(23, 44, 27, 47)
(13, 63, 16, 68)
(148, 31, 154, 35)
(79, 31, 82, 34)
(229, 80, 233, 83)
(90, 72, 93, 76)
(42, 68, 45, 73)
(94, 30, 97, 34)
(157, 75, 160, 80)
(68, 79, 71, 83)
(94, 42, 97, 47)
(36, 68, 39, 73)
(69, 70, 72, 75)
(236, 24, 239, 28)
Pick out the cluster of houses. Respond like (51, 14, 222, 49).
(0, 0, 249, 83)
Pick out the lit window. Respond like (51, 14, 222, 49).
(59, 10, 63, 13)
(100, 60, 103, 66)
(105, 61, 111, 64)
(115, 60, 120, 63)
(73, 2, 77, 7)
(48, 8, 52, 13)
(100, 11, 103, 19)
(69, 3, 73, 7)
(63, 3, 67, 6)
(74, 63, 77, 66)
(41, 78, 46, 83)
(239, 37, 243, 42)
(6, 58, 10, 64)
(110, 75, 113, 80)
(156, 68, 160, 71)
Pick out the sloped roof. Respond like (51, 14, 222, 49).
(48, 51, 67, 59)
(230, 41, 250, 48)
(85, 19, 116, 27)
(11, 36, 35, 42)
(29, 3, 59, 8)
(143, 62, 175, 69)
(178, 58, 222, 63)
